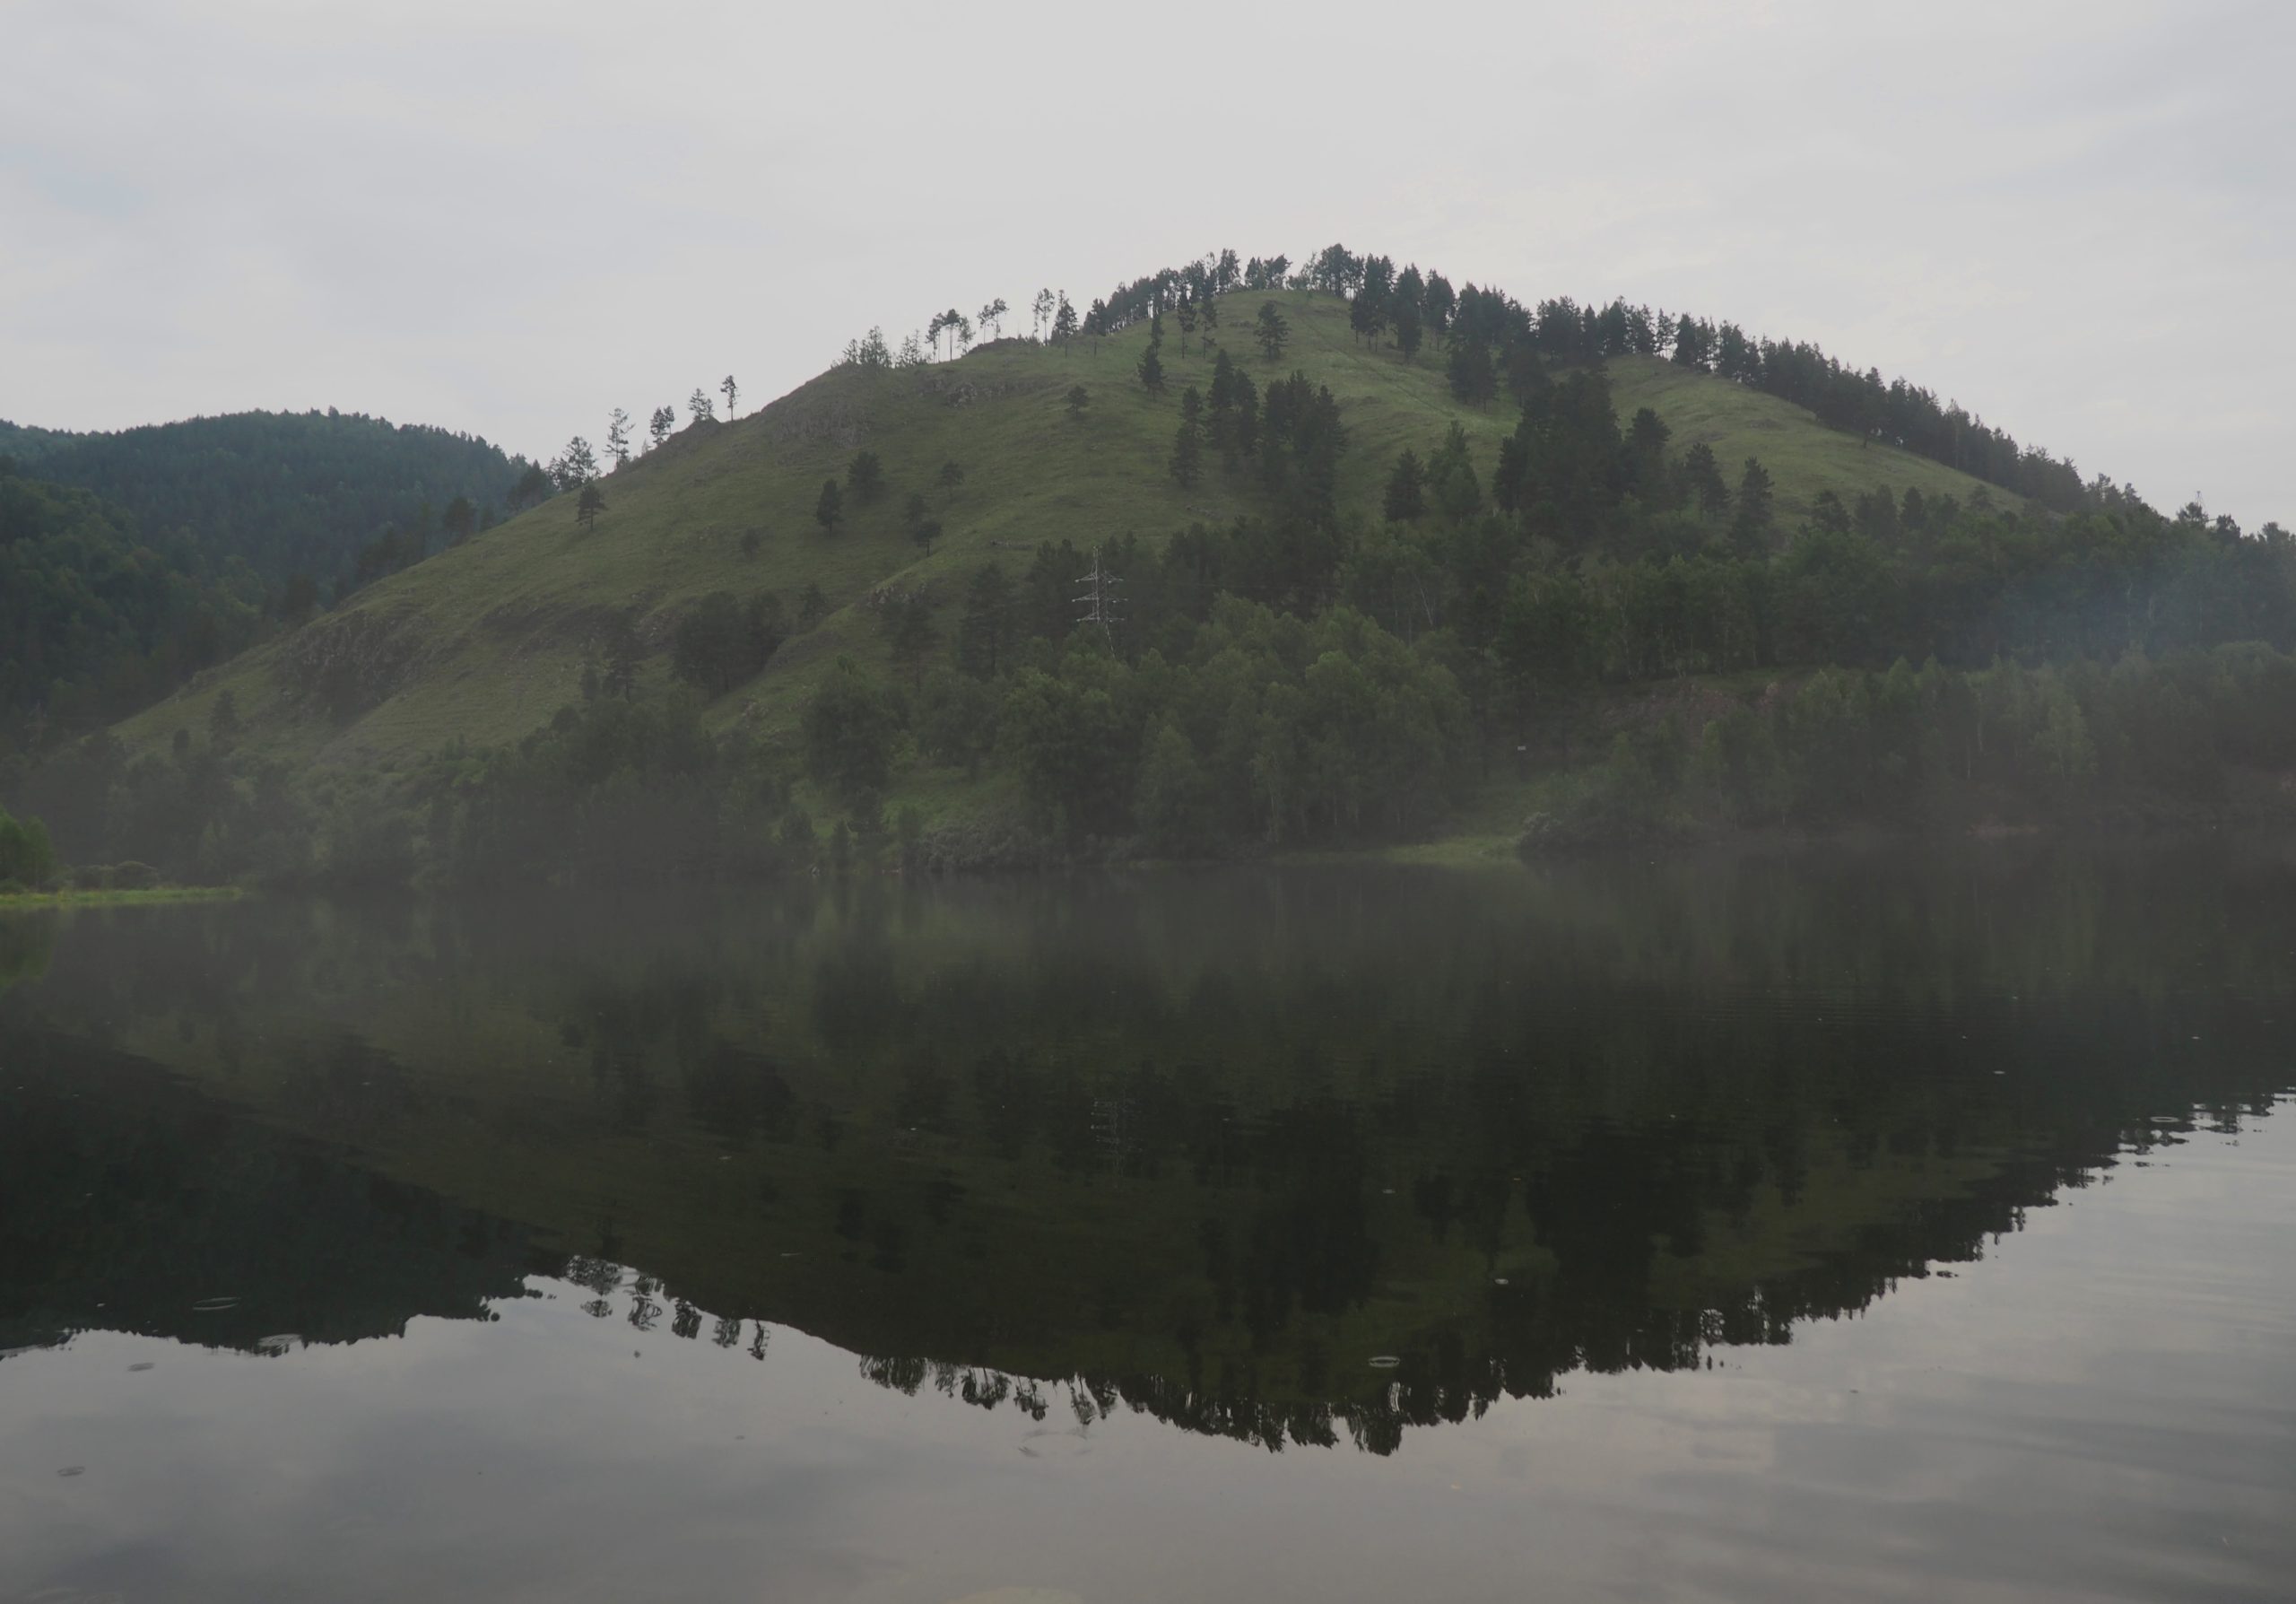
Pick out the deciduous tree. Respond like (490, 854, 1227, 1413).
(804, 657, 900, 801)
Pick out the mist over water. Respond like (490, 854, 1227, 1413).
(4, 849, 2292, 1601)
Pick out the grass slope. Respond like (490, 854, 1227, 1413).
(116, 292, 2012, 787)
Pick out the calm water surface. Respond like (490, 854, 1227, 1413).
(2, 850, 2292, 1602)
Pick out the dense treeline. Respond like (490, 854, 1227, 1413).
(1536, 644, 2296, 846)
(12, 716, 313, 886)
(0, 419, 69, 462)
(21, 410, 529, 592)
(0, 462, 265, 755)
(0, 411, 535, 761)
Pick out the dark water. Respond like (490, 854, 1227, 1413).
(2, 850, 2292, 1603)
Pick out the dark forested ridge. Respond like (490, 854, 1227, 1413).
(0, 464, 263, 760)
(12, 409, 532, 588)
(0, 411, 532, 764)
(0, 419, 70, 464)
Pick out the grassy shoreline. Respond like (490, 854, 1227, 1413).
(0, 885, 248, 911)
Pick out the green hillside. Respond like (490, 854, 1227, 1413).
(22, 265, 2287, 886)
(115, 291, 2009, 773)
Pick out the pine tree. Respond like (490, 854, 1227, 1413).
(1426, 423, 1483, 521)
(1255, 301, 1289, 362)
(688, 388, 715, 423)
(605, 408, 632, 468)
(576, 481, 606, 531)
(1138, 337, 1166, 396)
(847, 449, 884, 503)
(1065, 384, 1090, 421)
(1683, 443, 1730, 519)
(814, 477, 844, 535)
(648, 405, 674, 449)
(1731, 458, 1775, 553)
(1446, 339, 1496, 405)
(1383, 449, 1425, 522)
(720, 375, 739, 417)
(1395, 300, 1423, 362)
(551, 436, 599, 492)
(1170, 412, 1204, 489)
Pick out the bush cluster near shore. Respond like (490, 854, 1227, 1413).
(1521, 644, 2296, 850)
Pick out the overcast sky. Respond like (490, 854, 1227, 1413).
(4, 1, 2289, 527)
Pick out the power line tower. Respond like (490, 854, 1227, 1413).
(1075, 547, 1123, 641)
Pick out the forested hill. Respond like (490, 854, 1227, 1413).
(0, 464, 265, 758)
(0, 419, 70, 463)
(9, 409, 535, 592)
(0, 411, 535, 764)
(16, 242, 2292, 887)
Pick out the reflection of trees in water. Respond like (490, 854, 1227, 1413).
(0, 1029, 542, 1359)
(7, 850, 2295, 1452)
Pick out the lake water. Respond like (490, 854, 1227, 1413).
(3, 849, 2292, 1602)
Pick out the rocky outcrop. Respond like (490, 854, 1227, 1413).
(278, 607, 424, 721)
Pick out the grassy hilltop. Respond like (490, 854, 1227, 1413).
(118, 290, 2001, 778)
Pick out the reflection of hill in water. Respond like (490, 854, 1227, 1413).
(3, 849, 2289, 1451)
(0, 1033, 543, 1358)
